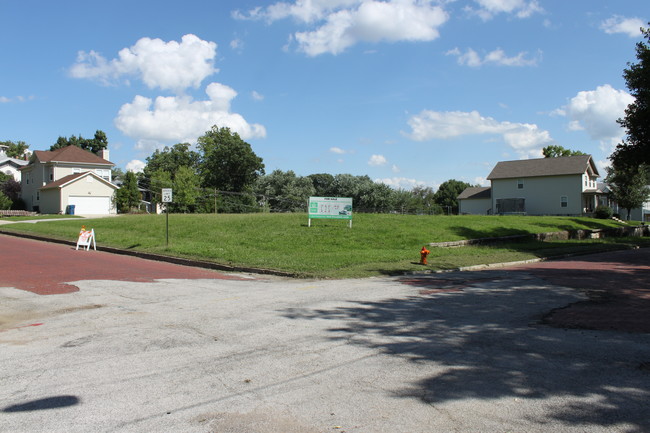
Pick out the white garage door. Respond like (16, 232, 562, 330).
(68, 196, 111, 215)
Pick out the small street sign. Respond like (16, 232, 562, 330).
(162, 188, 173, 203)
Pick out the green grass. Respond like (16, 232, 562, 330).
(1, 213, 647, 278)
(0, 214, 82, 221)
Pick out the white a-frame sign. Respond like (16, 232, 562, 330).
(76, 228, 96, 251)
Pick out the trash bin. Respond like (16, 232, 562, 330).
(66, 205, 75, 215)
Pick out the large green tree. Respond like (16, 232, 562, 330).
(611, 23, 650, 168)
(1, 140, 30, 158)
(142, 143, 200, 191)
(605, 163, 650, 220)
(172, 165, 201, 213)
(198, 126, 265, 192)
(50, 130, 108, 154)
(542, 145, 585, 158)
(256, 170, 315, 212)
(434, 179, 474, 214)
(114, 171, 141, 213)
(197, 126, 264, 213)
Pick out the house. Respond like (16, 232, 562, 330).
(20, 146, 118, 215)
(458, 186, 492, 215)
(458, 155, 603, 216)
(0, 145, 29, 182)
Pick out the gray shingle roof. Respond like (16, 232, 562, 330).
(487, 155, 598, 180)
(457, 186, 491, 200)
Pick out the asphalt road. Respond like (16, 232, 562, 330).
(1, 235, 649, 432)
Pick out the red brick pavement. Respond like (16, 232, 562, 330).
(508, 248, 650, 333)
(0, 235, 248, 295)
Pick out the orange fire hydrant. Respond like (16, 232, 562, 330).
(420, 246, 430, 265)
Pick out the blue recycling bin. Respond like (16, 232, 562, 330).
(66, 205, 75, 215)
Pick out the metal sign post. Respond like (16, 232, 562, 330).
(162, 188, 172, 246)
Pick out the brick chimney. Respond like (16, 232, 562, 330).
(99, 149, 110, 161)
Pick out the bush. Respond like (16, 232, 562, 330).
(594, 205, 613, 219)
(0, 192, 11, 210)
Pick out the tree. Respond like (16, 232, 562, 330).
(542, 145, 585, 158)
(114, 171, 141, 213)
(256, 170, 315, 212)
(50, 130, 109, 154)
(308, 173, 335, 196)
(611, 23, 650, 168)
(1, 140, 30, 158)
(198, 126, 264, 213)
(172, 166, 201, 213)
(0, 191, 11, 210)
(0, 177, 21, 202)
(198, 127, 265, 192)
(143, 143, 199, 179)
(605, 163, 650, 220)
(434, 179, 474, 214)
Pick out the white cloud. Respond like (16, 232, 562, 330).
(391, 164, 400, 173)
(557, 84, 633, 151)
(251, 90, 265, 101)
(447, 47, 540, 67)
(469, 0, 543, 21)
(70, 34, 217, 93)
(230, 38, 244, 51)
(474, 176, 490, 186)
(126, 160, 146, 173)
(329, 146, 347, 154)
(376, 176, 426, 190)
(114, 82, 266, 149)
(236, 0, 448, 56)
(0, 96, 11, 103)
(368, 154, 387, 166)
(404, 110, 553, 157)
(600, 16, 645, 38)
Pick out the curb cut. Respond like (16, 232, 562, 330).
(0, 229, 297, 278)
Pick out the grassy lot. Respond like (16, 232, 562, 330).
(1, 213, 648, 278)
(0, 215, 82, 222)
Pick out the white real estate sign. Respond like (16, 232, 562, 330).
(308, 197, 353, 227)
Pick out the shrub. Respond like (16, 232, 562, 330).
(594, 205, 613, 219)
(0, 192, 11, 210)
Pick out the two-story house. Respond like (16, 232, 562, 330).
(459, 155, 603, 216)
(20, 145, 118, 215)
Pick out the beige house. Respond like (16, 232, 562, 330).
(20, 145, 117, 214)
(458, 186, 491, 215)
(459, 155, 604, 216)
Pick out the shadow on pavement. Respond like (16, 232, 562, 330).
(281, 265, 650, 432)
(2, 395, 80, 412)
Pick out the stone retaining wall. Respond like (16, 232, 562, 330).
(430, 225, 649, 248)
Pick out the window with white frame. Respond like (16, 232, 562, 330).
(517, 179, 524, 189)
(561, 196, 568, 208)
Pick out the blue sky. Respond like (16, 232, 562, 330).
(1, 0, 647, 190)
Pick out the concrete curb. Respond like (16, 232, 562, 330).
(0, 229, 297, 278)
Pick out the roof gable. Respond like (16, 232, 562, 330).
(458, 186, 491, 200)
(32, 145, 113, 166)
(487, 155, 598, 180)
(40, 171, 118, 190)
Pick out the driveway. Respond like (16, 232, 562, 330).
(1, 235, 649, 432)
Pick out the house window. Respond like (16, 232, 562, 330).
(517, 179, 524, 189)
(561, 196, 568, 208)
(72, 168, 81, 174)
(36, 191, 39, 201)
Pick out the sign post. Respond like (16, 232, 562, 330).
(162, 188, 173, 246)
(308, 197, 353, 228)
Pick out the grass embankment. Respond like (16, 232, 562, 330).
(2, 213, 647, 278)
